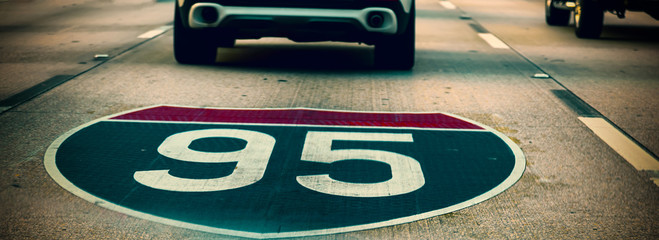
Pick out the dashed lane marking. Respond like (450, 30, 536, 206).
(477, 33, 510, 49)
(579, 117, 659, 186)
(138, 25, 173, 39)
(438, 0, 457, 10)
(0, 25, 173, 114)
(447, 0, 659, 188)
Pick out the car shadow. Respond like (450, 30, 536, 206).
(599, 24, 659, 42)
(211, 42, 378, 72)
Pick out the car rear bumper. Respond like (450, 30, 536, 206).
(188, 3, 399, 35)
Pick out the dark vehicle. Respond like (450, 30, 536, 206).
(545, 0, 659, 38)
(173, 0, 416, 70)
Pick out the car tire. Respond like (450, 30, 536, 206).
(574, 0, 604, 38)
(545, 0, 571, 26)
(174, 4, 218, 64)
(374, 2, 415, 70)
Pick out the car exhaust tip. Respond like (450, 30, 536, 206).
(367, 12, 385, 28)
(198, 6, 219, 24)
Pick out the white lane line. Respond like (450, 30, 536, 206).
(438, 0, 457, 10)
(579, 117, 659, 171)
(477, 33, 510, 49)
(138, 25, 173, 39)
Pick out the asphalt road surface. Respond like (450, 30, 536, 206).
(1, 0, 658, 239)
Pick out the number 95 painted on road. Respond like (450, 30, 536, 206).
(134, 129, 425, 197)
(45, 106, 525, 239)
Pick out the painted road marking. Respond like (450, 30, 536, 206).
(551, 89, 658, 186)
(138, 25, 173, 39)
(478, 33, 510, 49)
(45, 105, 525, 239)
(578, 117, 659, 170)
(438, 0, 457, 10)
(579, 117, 659, 185)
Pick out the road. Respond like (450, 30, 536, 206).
(1, 0, 658, 239)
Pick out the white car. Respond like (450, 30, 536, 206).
(173, 0, 415, 70)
